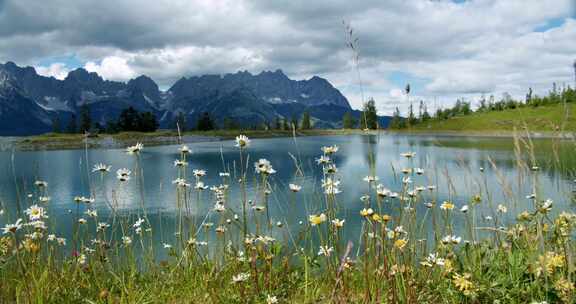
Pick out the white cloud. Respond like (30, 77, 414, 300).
(84, 56, 137, 81)
(0, 0, 574, 114)
(35, 63, 70, 80)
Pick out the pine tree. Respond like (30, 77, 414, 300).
(196, 112, 215, 131)
(282, 118, 289, 130)
(408, 103, 416, 127)
(361, 98, 378, 129)
(51, 117, 61, 133)
(342, 112, 356, 129)
(291, 115, 299, 130)
(66, 114, 77, 134)
(275, 116, 281, 130)
(389, 107, 402, 129)
(301, 111, 312, 129)
(79, 103, 91, 133)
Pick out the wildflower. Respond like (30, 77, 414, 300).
(400, 152, 416, 158)
(440, 201, 455, 211)
(323, 164, 338, 174)
(85, 209, 98, 217)
(460, 205, 469, 213)
(360, 208, 374, 217)
(415, 168, 424, 175)
(539, 199, 553, 213)
(235, 135, 250, 148)
(163, 243, 172, 249)
(174, 159, 188, 167)
(377, 185, 390, 197)
(34, 180, 48, 187)
(363, 175, 379, 183)
(214, 203, 226, 212)
(322, 178, 341, 194)
(497, 204, 507, 213)
(122, 236, 132, 246)
(421, 253, 445, 267)
(219, 172, 230, 177)
(531, 166, 540, 171)
(57, 238, 66, 246)
(133, 218, 145, 229)
(77, 253, 87, 265)
(96, 222, 110, 232)
(517, 211, 532, 221)
(526, 193, 536, 199)
(47, 234, 56, 242)
(401, 168, 412, 174)
(252, 205, 266, 212)
(428, 185, 436, 191)
(2, 218, 23, 234)
(289, 184, 302, 192)
(92, 163, 111, 173)
(318, 245, 334, 257)
(321, 145, 339, 154)
(554, 277, 574, 301)
(232, 272, 250, 283)
(402, 176, 412, 184)
(78, 218, 87, 224)
(255, 159, 276, 175)
(276, 221, 283, 227)
(116, 168, 131, 182)
(126, 142, 143, 154)
(452, 273, 474, 292)
(309, 213, 327, 226)
(316, 155, 331, 165)
(172, 178, 190, 188)
(179, 145, 191, 154)
(535, 252, 565, 276)
(415, 186, 426, 192)
(332, 218, 345, 228)
(193, 169, 206, 177)
(24, 204, 48, 221)
(441, 235, 462, 245)
(360, 195, 370, 202)
(266, 295, 279, 304)
(215, 226, 227, 234)
(425, 202, 434, 208)
(394, 239, 408, 250)
(194, 182, 208, 190)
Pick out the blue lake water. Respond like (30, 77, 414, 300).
(0, 134, 574, 253)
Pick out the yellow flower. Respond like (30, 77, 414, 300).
(452, 273, 474, 292)
(394, 239, 408, 250)
(537, 252, 565, 276)
(440, 201, 455, 211)
(381, 214, 392, 223)
(371, 213, 382, 222)
(360, 208, 374, 217)
(554, 277, 574, 301)
(309, 213, 327, 226)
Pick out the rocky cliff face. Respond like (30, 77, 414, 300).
(0, 61, 386, 135)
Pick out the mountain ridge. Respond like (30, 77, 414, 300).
(0, 61, 390, 135)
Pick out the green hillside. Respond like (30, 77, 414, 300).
(409, 103, 576, 132)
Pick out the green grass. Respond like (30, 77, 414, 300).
(410, 103, 575, 132)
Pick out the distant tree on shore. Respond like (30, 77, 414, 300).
(342, 112, 356, 129)
(66, 114, 77, 134)
(79, 103, 92, 133)
(361, 98, 378, 129)
(301, 111, 312, 129)
(196, 112, 215, 131)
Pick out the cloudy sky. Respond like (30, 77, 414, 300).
(0, 0, 575, 114)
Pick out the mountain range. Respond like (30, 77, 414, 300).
(0, 61, 390, 135)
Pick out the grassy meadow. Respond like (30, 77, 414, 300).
(0, 132, 575, 304)
(409, 103, 576, 133)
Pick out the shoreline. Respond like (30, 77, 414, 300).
(3, 129, 574, 151)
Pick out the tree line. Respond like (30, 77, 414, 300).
(52, 105, 159, 134)
(389, 83, 576, 129)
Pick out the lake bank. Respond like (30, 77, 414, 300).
(6, 129, 366, 151)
